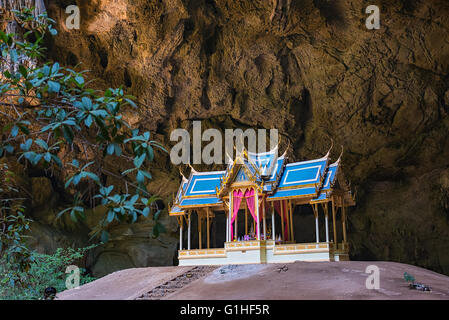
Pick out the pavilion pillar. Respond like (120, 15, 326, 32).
(280, 200, 285, 241)
(313, 204, 319, 244)
(227, 192, 232, 242)
(285, 201, 290, 241)
(187, 211, 191, 250)
(271, 202, 275, 241)
(245, 205, 248, 235)
(255, 189, 260, 240)
(225, 212, 229, 243)
(207, 208, 210, 249)
(323, 203, 329, 243)
(263, 197, 267, 240)
(331, 196, 337, 244)
(342, 196, 347, 243)
(289, 200, 294, 242)
(234, 204, 238, 240)
(198, 213, 202, 250)
(179, 216, 183, 251)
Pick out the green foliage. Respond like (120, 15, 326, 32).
(403, 272, 415, 283)
(0, 7, 167, 244)
(0, 162, 34, 283)
(0, 245, 97, 300)
(0, 7, 167, 299)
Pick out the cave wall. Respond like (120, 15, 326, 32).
(27, 0, 449, 275)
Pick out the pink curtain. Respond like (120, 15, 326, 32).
(230, 190, 243, 241)
(273, 200, 289, 241)
(230, 188, 264, 240)
(245, 189, 258, 236)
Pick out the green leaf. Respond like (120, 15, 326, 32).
(64, 177, 74, 189)
(133, 153, 146, 168)
(18, 64, 28, 78)
(82, 97, 92, 109)
(154, 209, 162, 221)
(51, 154, 63, 167)
(70, 211, 78, 222)
(34, 139, 49, 150)
(124, 98, 137, 108)
(84, 172, 100, 184)
(75, 76, 84, 86)
(48, 80, 61, 93)
(20, 139, 33, 151)
(84, 115, 93, 127)
(129, 194, 139, 205)
(44, 152, 52, 162)
(142, 207, 150, 217)
(62, 125, 74, 143)
(9, 49, 18, 63)
(136, 170, 145, 184)
(42, 65, 51, 76)
(11, 125, 19, 137)
(107, 144, 115, 155)
(100, 230, 109, 243)
(4, 144, 14, 154)
(51, 62, 60, 74)
(106, 211, 115, 223)
(147, 146, 154, 162)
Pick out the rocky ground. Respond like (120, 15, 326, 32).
(57, 261, 449, 300)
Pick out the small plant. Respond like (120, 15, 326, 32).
(403, 272, 431, 292)
(0, 245, 97, 300)
(403, 272, 415, 284)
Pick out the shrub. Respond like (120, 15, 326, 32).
(0, 245, 97, 300)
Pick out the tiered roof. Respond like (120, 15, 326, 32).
(169, 147, 350, 215)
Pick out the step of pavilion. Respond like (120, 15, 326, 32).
(135, 266, 218, 300)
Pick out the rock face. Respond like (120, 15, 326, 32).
(26, 0, 449, 275)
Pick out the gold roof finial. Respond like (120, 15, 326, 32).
(324, 138, 334, 158)
(178, 167, 187, 181)
(337, 145, 344, 163)
(188, 163, 197, 173)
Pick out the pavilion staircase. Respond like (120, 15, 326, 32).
(136, 266, 217, 300)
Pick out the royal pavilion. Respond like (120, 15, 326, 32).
(169, 145, 355, 266)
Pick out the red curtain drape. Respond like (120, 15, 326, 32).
(231, 188, 263, 240)
(273, 200, 289, 241)
(230, 190, 243, 241)
(245, 189, 258, 236)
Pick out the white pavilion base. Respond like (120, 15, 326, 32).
(178, 241, 349, 266)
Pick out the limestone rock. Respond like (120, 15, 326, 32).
(18, 0, 449, 275)
(31, 177, 54, 208)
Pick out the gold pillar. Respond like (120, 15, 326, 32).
(280, 200, 285, 241)
(198, 212, 202, 250)
(341, 196, 347, 243)
(245, 205, 248, 235)
(289, 200, 294, 242)
(187, 211, 191, 250)
(263, 196, 267, 240)
(234, 204, 238, 240)
(271, 202, 275, 240)
(322, 202, 329, 243)
(207, 208, 210, 249)
(331, 197, 337, 244)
